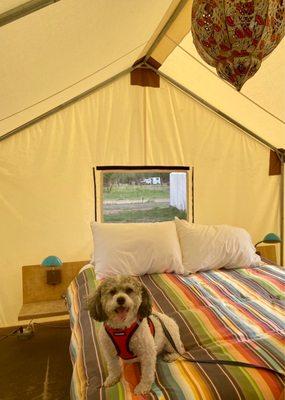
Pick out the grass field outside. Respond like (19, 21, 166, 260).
(103, 184, 169, 201)
(104, 206, 187, 223)
(103, 183, 187, 223)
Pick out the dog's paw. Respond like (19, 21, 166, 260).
(162, 352, 180, 362)
(134, 382, 152, 395)
(104, 375, 121, 387)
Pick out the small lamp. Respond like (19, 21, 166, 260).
(41, 256, 63, 285)
(255, 233, 282, 247)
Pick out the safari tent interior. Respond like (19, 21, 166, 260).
(0, 1, 284, 399)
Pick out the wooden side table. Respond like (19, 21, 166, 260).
(18, 260, 89, 321)
(256, 245, 277, 265)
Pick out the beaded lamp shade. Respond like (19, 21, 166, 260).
(191, 0, 285, 90)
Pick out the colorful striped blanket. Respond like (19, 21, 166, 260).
(67, 265, 285, 399)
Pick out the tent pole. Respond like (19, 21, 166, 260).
(281, 160, 284, 265)
(0, 0, 60, 28)
(92, 167, 97, 222)
(0, 68, 132, 143)
(145, 0, 189, 60)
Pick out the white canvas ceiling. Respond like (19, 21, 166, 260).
(0, 0, 175, 135)
(0, 0, 284, 148)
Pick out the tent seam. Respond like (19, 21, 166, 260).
(152, 68, 280, 154)
(0, 42, 147, 125)
(164, 35, 285, 125)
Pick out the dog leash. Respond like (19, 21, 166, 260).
(152, 314, 285, 379)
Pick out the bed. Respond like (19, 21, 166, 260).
(67, 263, 285, 400)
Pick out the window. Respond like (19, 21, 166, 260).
(95, 167, 192, 223)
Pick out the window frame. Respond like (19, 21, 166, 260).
(94, 166, 193, 223)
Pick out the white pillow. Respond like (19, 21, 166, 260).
(175, 218, 261, 273)
(91, 221, 184, 279)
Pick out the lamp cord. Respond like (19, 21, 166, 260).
(0, 328, 21, 342)
(0, 320, 69, 343)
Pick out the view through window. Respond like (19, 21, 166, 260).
(101, 170, 189, 223)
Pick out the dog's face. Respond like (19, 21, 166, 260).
(88, 276, 152, 326)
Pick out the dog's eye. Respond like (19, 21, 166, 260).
(109, 289, 117, 296)
(125, 287, 133, 294)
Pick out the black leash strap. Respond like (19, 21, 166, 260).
(153, 315, 285, 379)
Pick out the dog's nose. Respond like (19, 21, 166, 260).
(117, 296, 125, 305)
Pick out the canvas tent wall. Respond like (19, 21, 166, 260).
(0, 72, 283, 327)
(0, 0, 284, 327)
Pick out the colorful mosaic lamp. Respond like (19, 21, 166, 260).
(191, 0, 285, 90)
(41, 255, 63, 285)
(255, 233, 282, 247)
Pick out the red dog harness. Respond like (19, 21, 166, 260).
(104, 317, 155, 360)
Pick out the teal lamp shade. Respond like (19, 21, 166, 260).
(41, 255, 63, 268)
(255, 233, 281, 247)
(41, 256, 63, 285)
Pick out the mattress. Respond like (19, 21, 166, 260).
(67, 265, 285, 399)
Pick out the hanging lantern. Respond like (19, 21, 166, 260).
(191, 0, 285, 90)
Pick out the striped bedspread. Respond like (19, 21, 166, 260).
(67, 265, 285, 400)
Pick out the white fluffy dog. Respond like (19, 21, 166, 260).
(88, 275, 185, 395)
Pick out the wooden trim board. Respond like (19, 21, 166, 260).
(22, 260, 88, 303)
(19, 260, 88, 321)
(256, 245, 277, 264)
(18, 299, 67, 321)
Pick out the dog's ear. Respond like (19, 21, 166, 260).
(88, 284, 107, 322)
(138, 285, 152, 318)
